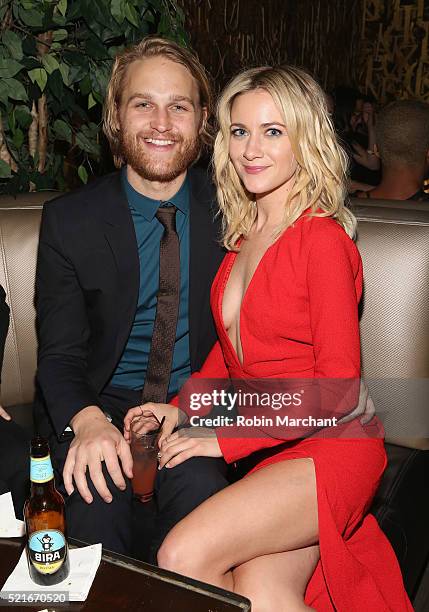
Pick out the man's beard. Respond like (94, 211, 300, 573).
(119, 128, 201, 182)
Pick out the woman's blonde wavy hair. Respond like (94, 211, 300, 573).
(214, 66, 356, 250)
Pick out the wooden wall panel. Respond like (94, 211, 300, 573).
(359, 0, 429, 102)
(178, 0, 363, 91)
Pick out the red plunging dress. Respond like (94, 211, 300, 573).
(177, 212, 413, 611)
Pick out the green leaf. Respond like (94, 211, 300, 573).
(0, 160, 12, 179)
(21, 37, 37, 57)
(53, 119, 72, 143)
(1, 31, 23, 60)
(42, 54, 60, 74)
(111, 0, 125, 24)
(0, 59, 23, 79)
(63, 50, 89, 69)
(52, 12, 67, 26)
(78, 164, 88, 184)
(7, 110, 15, 131)
(89, 62, 110, 96)
(58, 62, 70, 87)
(47, 69, 64, 100)
(0, 6, 9, 22)
(3, 78, 28, 101)
(19, 7, 44, 28)
(124, 2, 139, 27)
(85, 34, 108, 60)
(28, 68, 48, 92)
(12, 128, 24, 150)
(76, 126, 100, 157)
(15, 106, 33, 129)
(57, 0, 67, 17)
(88, 92, 97, 110)
(143, 9, 155, 24)
(52, 29, 68, 42)
(92, 90, 103, 104)
(79, 75, 92, 96)
(68, 64, 86, 85)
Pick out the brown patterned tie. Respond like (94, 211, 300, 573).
(141, 205, 180, 403)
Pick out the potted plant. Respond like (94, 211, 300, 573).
(0, 0, 187, 194)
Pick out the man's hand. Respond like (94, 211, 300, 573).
(64, 405, 133, 504)
(338, 380, 376, 425)
(158, 427, 222, 469)
(123, 402, 183, 447)
(0, 405, 11, 421)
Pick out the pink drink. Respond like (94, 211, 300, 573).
(130, 433, 158, 502)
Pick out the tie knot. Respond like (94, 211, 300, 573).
(156, 205, 177, 230)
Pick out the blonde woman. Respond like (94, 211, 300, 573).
(125, 67, 412, 611)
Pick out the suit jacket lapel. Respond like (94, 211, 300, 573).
(98, 173, 140, 362)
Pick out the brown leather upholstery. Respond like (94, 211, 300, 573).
(352, 196, 429, 211)
(352, 199, 429, 603)
(0, 192, 58, 409)
(353, 202, 429, 449)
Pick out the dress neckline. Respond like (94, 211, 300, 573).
(218, 234, 282, 369)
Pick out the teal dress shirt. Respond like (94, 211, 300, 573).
(110, 169, 191, 397)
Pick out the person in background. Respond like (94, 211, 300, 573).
(125, 66, 412, 611)
(357, 100, 429, 202)
(332, 86, 380, 190)
(0, 285, 29, 519)
(34, 36, 228, 560)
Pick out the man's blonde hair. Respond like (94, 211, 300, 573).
(214, 66, 356, 250)
(103, 36, 213, 167)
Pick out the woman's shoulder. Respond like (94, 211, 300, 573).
(296, 213, 361, 263)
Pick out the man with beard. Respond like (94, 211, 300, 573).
(34, 37, 228, 560)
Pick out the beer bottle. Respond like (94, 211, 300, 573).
(24, 436, 70, 585)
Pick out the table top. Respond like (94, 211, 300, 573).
(0, 538, 251, 611)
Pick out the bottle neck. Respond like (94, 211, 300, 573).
(29, 453, 56, 494)
(30, 479, 56, 496)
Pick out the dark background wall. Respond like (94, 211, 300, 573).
(178, 0, 429, 102)
(177, 0, 362, 92)
(359, 0, 429, 103)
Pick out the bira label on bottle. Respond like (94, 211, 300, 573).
(30, 456, 54, 483)
(28, 530, 67, 574)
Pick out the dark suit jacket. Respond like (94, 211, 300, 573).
(35, 168, 225, 438)
(0, 285, 9, 380)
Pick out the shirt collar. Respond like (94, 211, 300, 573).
(121, 167, 190, 221)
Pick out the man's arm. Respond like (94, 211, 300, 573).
(36, 202, 101, 436)
(36, 202, 132, 502)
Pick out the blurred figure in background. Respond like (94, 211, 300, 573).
(0, 285, 29, 519)
(332, 86, 380, 190)
(356, 100, 429, 202)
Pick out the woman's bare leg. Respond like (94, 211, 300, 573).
(233, 545, 320, 612)
(157, 457, 319, 607)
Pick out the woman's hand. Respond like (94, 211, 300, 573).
(0, 405, 11, 421)
(351, 141, 380, 171)
(123, 402, 183, 444)
(158, 427, 222, 469)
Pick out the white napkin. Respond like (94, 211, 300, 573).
(0, 492, 25, 537)
(0, 543, 102, 602)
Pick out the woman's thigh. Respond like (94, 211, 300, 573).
(159, 457, 318, 573)
(233, 545, 320, 611)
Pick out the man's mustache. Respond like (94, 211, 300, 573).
(134, 132, 183, 143)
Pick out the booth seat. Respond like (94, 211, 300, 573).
(0, 192, 427, 609)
